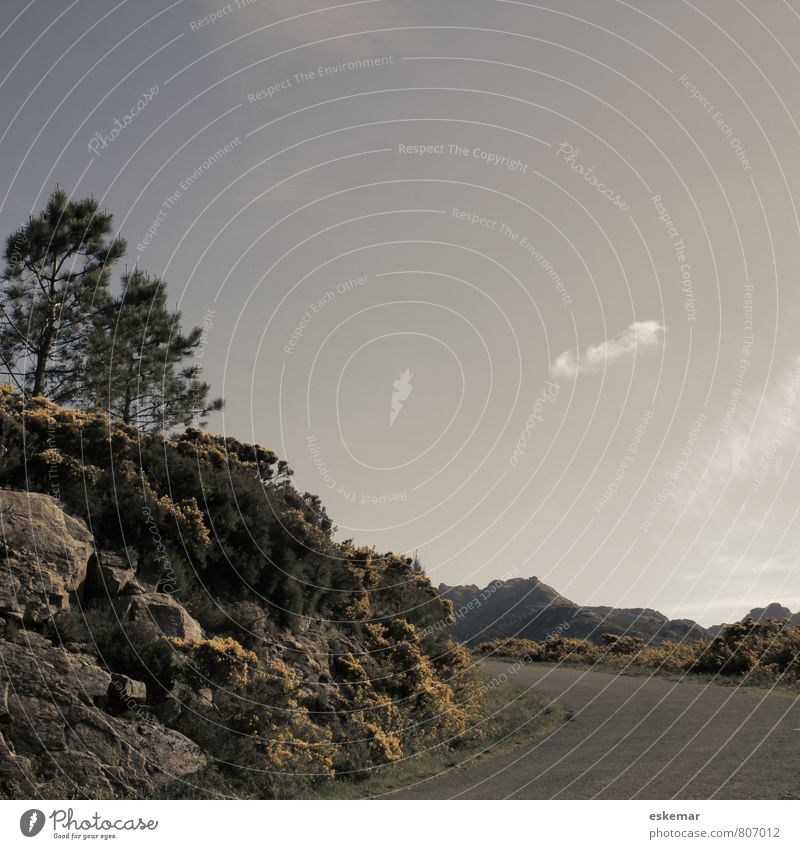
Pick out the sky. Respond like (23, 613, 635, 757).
(2, 0, 800, 625)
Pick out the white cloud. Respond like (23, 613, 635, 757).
(551, 320, 665, 378)
(682, 356, 800, 499)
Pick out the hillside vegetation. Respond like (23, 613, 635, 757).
(0, 389, 485, 798)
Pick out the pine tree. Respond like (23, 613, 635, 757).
(0, 187, 125, 400)
(83, 268, 222, 431)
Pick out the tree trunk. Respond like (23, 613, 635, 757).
(31, 329, 53, 397)
(31, 272, 58, 398)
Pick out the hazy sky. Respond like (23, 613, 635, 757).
(3, 0, 800, 624)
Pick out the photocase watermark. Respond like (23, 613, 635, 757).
(398, 142, 530, 173)
(510, 380, 560, 466)
(248, 56, 394, 102)
(652, 193, 696, 322)
(306, 433, 406, 503)
(191, 308, 216, 410)
(678, 73, 752, 170)
(594, 409, 653, 513)
(6, 228, 27, 269)
(499, 221, 573, 308)
(751, 361, 800, 493)
(108, 677, 165, 735)
(417, 567, 521, 640)
(19, 809, 45, 837)
(478, 661, 525, 696)
(136, 137, 241, 255)
(337, 488, 407, 504)
(721, 283, 753, 433)
(283, 275, 368, 355)
(554, 143, 630, 211)
(141, 505, 178, 594)
(87, 85, 158, 156)
(451, 208, 572, 307)
(19, 807, 159, 836)
(43, 420, 62, 504)
(477, 622, 571, 695)
(189, 0, 256, 31)
(390, 368, 413, 426)
(193, 309, 215, 365)
(640, 411, 707, 532)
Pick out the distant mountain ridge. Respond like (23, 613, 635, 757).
(708, 602, 800, 636)
(439, 576, 800, 646)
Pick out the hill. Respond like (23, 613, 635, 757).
(0, 389, 483, 799)
(439, 576, 710, 645)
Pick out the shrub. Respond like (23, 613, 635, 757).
(1, 389, 489, 796)
(691, 618, 800, 681)
(475, 619, 800, 688)
(170, 636, 259, 690)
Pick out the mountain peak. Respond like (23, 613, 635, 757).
(748, 602, 793, 621)
(440, 576, 708, 645)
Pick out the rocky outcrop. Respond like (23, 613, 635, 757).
(84, 551, 139, 598)
(109, 673, 147, 704)
(0, 490, 94, 625)
(0, 630, 205, 795)
(0, 488, 209, 795)
(122, 593, 203, 642)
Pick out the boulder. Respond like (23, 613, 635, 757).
(0, 490, 94, 625)
(123, 593, 203, 642)
(109, 674, 147, 704)
(0, 634, 206, 796)
(84, 551, 137, 598)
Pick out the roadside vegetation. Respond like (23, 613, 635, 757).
(476, 618, 800, 690)
(309, 677, 566, 799)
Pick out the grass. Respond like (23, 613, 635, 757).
(308, 673, 566, 799)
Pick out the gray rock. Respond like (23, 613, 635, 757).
(0, 635, 206, 796)
(0, 682, 9, 722)
(0, 729, 34, 791)
(123, 593, 203, 642)
(0, 490, 94, 625)
(85, 551, 137, 598)
(109, 674, 147, 704)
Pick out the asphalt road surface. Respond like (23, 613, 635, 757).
(390, 661, 800, 799)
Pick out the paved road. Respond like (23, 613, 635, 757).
(390, 661, 800, 799)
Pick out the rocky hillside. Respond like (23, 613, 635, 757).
(0, 389, 482, 799)
(0, 489, 208, 796)
(439, 576, 710, 646)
